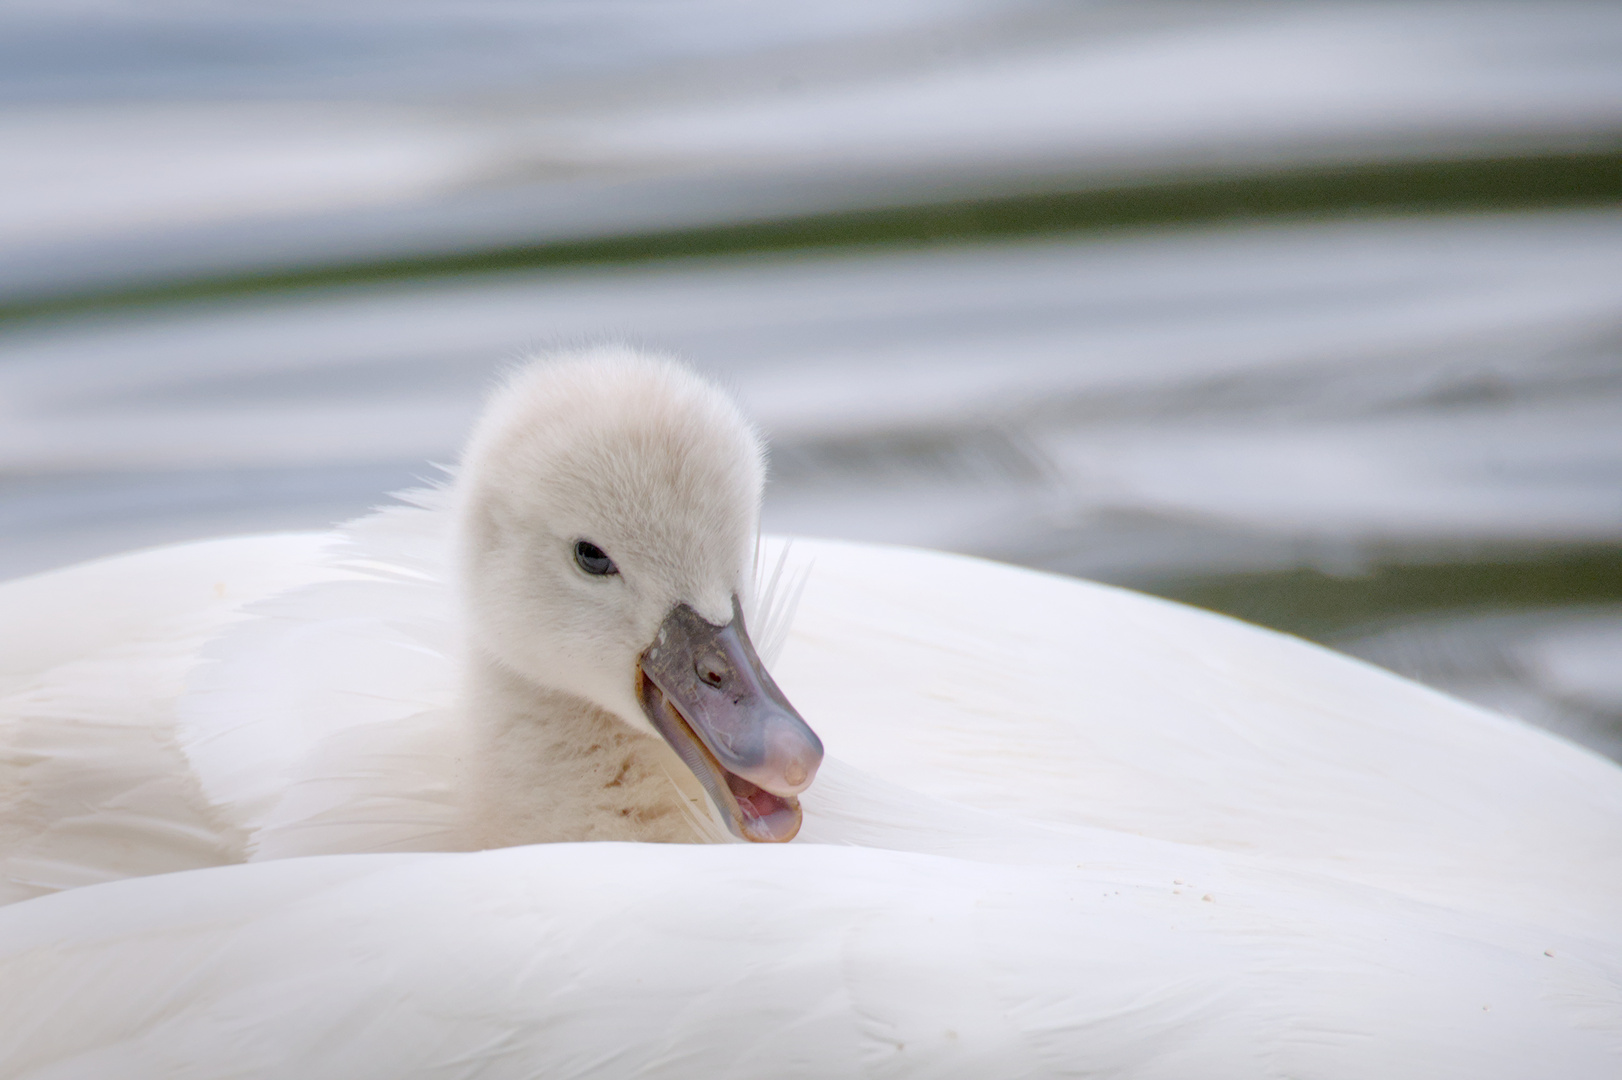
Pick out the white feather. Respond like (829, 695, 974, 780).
(1, 841, 1617, 1078)
(0, 534, 340, 903)
(1, 346, 1619, 1075)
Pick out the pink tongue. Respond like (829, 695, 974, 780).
(726, 772, 789, 818)
(738, 787, 785, 819)
(725, 771, 800, 842)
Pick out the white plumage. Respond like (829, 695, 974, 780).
(0, 346, 1619, 1077)
(7, 839, 1621, 1079)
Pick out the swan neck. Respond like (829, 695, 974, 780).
(460, 651, 720, 847)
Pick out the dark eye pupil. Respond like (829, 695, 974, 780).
(574, 540, 617, 576)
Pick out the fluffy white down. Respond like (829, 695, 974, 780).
(0, 346, 1620, 1077)
(452, 349, 771, 847)
(456, 349, 763, 727)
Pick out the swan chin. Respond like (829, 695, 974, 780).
(636, 597, 822, 843)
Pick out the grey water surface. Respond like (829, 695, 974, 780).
(4, 212, 1620, 758)
(3, 0, 1620, 761)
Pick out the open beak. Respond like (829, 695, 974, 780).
(636, 596, 822, 842)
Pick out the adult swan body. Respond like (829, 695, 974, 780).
(1, 347, 1619, 1077)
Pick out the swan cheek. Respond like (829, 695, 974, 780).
(636, 597, 824, 843)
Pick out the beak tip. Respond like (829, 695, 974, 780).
(765, 725, 822, 796)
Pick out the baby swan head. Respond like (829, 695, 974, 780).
(456, 346, 821, 842)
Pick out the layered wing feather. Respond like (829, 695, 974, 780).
(5, 517, 1622, 944)
(0, 534, 338, 903)
(2, 842, 1617, 1079)
(4, 521, 1622, 1076)
(771, 538, 1622, 937)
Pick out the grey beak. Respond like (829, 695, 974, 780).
(637, 596, 823, 842)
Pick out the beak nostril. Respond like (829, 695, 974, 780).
(696, 658, 726, 688)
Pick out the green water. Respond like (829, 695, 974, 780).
(5, 147, 1619, 326)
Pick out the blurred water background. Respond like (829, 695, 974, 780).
(3, 1, 1620, 759)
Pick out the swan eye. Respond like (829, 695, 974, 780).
(573, 540, 618, 577)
